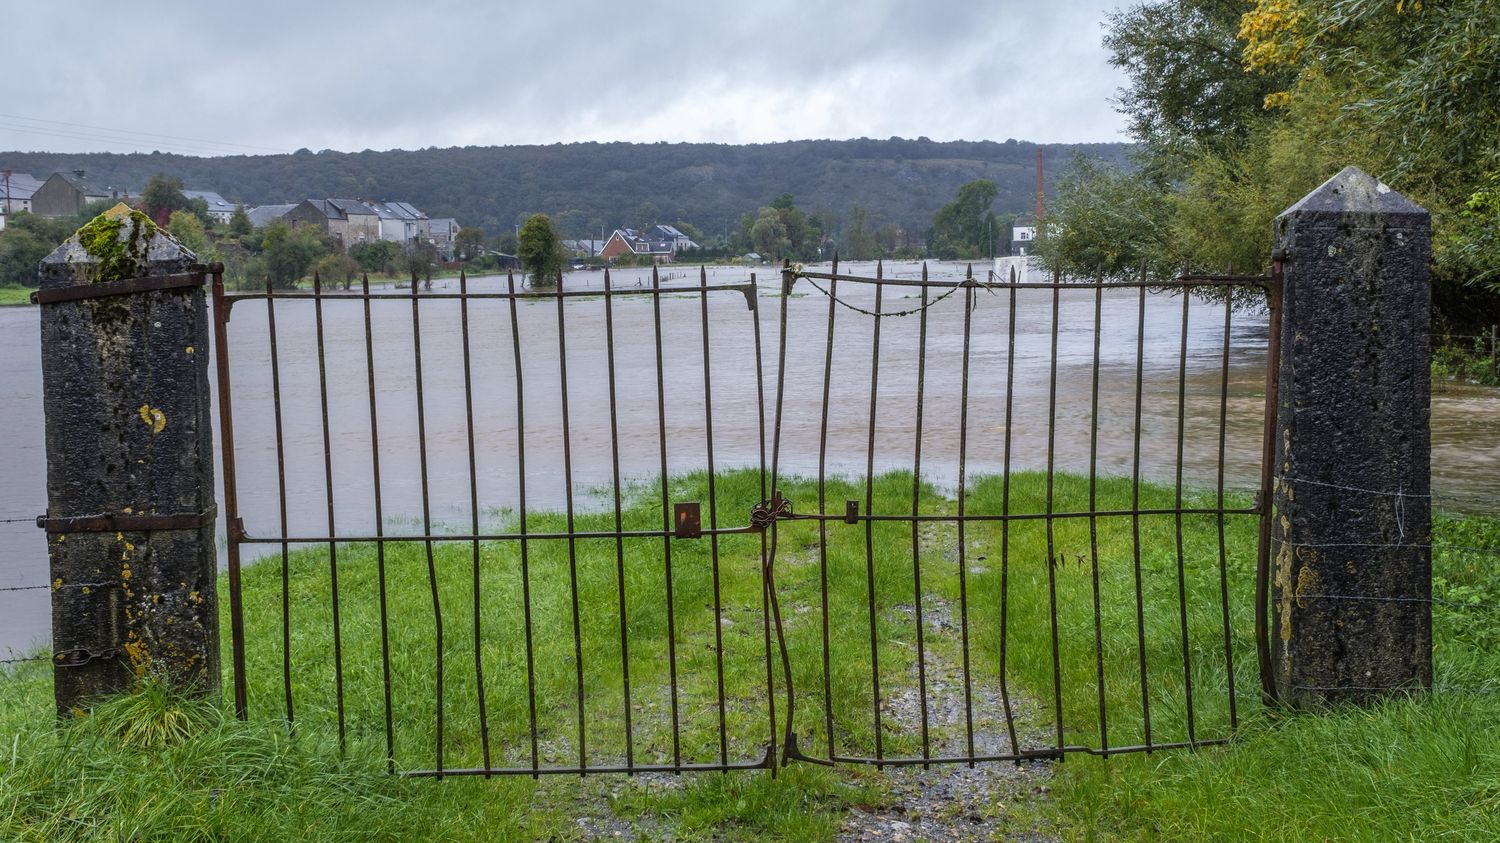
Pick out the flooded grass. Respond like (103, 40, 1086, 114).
(0, 471, 1497, 840)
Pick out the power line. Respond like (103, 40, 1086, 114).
(0, 112, 284, 154)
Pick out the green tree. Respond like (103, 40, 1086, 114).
(517, 213, 565, 286)
(1034, 157, 1180, 281)
(258, 219, 325, 288)
(406, 240, 440, 287)
(349, 239, 403, 276)
(314, 252, 361, 290)
(842, 205, 878, 260)
(228, 203, 252, 237)
(455, 227, 486, 260)
(750, 208, 790, 259)
(140, 173, 190, 226)
(929, 179, 998, 259)
(166, 210, 209, 256)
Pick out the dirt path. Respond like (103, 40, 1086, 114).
(833, 595, 1056, 843)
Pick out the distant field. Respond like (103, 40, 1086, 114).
(0, 286, 34, 306)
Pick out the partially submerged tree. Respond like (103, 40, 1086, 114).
(517, 213, 565, 286)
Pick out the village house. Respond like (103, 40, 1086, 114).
(366, 200, 429, 244)
(0, 170, 45, 215)
(600, 227, 678, 263)
(649, 224, 699, 252)
(183, 190, 237, 224)
(30, 170, 130, 218)
(427, 218, 460, 255)
(285, 198, 381, 247)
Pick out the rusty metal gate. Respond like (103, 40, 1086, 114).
(211, 259, 1281, 777)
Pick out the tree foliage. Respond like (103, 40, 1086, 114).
(258, 219, 325, 288)
(140, 173, 190, 227)
(929, 179, 1000, 260)
(517, 214, 565, 286)
(1043, 0, 1500, 324)
(1034, 158, 1178, 280)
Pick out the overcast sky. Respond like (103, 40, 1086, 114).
(3, 1, 1129, 157)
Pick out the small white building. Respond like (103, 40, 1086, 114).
(183, 190, 237, 224)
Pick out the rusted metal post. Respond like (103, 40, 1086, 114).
(1268, 167, 1431, 706)
(36, 204, 219, 713)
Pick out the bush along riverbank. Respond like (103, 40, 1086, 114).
(1, 470, 1497, 841)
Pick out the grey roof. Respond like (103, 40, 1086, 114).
(247, 203, 297, 227)
(184, 190, 235, 212)
(0, 172, 44, 200)
(52, 171, 88, 191)
(428, 218, 459, 235)
(385, 201, 427, 220)
(326, 198, 376, 216)
(364, 200, 425, 221)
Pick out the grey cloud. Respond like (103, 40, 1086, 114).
(1, 1, 1128, 155)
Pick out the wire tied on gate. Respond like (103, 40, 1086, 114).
(787, 264, 998, 319)
(750, 495, 793, 531)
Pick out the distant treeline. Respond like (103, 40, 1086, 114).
(0, 138, 1130, 238)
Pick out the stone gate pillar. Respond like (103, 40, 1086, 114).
(1270, 167, 1432, 706)
(36, 203, 219, 713)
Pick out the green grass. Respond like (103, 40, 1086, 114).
(0, 285, 35, 306)
(1, 469, 1497, 841)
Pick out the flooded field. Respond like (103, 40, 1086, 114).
(2, 260, 1496, 654)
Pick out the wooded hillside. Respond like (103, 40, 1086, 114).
(0, 138, 1129, 236)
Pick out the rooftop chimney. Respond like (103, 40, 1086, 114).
(73, 169, 86, 181)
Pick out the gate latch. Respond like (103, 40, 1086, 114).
(674, 502, 702, 539)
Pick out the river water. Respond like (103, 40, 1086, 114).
(2, 260, 1497, 655)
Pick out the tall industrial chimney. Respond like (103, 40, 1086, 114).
(1035, 148, 1045, 221)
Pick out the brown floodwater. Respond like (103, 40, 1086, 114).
(2, 260, 1496, 655)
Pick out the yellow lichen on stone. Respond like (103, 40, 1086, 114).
(138, 405, 167, 434)
(1295, 565, 1321, 609)
(121, 639, 149, 677)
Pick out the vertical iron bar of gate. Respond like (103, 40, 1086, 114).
(909, 267, 931, 767)
(313, 273, 348, 751)
(554, 269, 586, 773)
(602, 269, 635, 771)
(457, 271, 493, 774)
(359, 275, 396, 772)
(1173, 289, 1198, 745)
(1130, 278, 1153, 751)
(505, 271, 542, 775)
(266, 282, 294, 727)
(753, 271, 779, 773)
(1044, 281, 1065, 758)
(698, 266, 731, 767)
(955, 271, 976, 764)
(649, 266, 683, 768)
(1215, 291, 1239, 728)
(998, 270, 1022, 763)
(862, 263, 885, 767)
(210, 269, 249, 720)
(1088, 280, 1109, 754)
(817, 260, 838, 760)
(409, 275, 444, 775)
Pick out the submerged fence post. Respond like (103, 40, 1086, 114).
(36, 204, 218, 713)
(1269, 167, 1431, 706)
